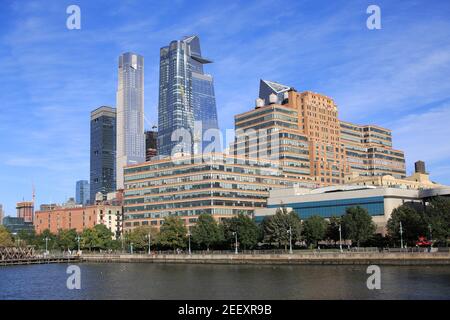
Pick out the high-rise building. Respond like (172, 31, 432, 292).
(116, 52, 145, 190)
(340, 122, 406, 178)
(90, 106, 116, 202)
(158, 35, 219, 157)
(145, 129, 158, 161)
(122, 154, 308, 230)
(0, 204, 4, 225)
(75, 180, 90, 205)
(232, 80, 406, 186)
(16, 201, 34, 223)
(3, 216, 34, 235)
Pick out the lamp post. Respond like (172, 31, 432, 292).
(187, 232, 192, 255)
(147, 233, 152, 255)
(75, 235, 81, 254)
(44, 237, 50, 255)
(339, 224, 343, 253)
(428, 224, 432, 242)
(287, 226, 293, 254)
(232, 232, 238, 255)
(399, 221, 404, 249)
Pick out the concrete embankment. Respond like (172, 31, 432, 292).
(81, 252, 450, 266)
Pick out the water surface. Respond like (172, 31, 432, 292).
(1, 263, 449, 299)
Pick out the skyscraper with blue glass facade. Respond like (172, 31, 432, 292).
(158, 36, 219, 156)
(90, 106, 116, 203)
(75, 180, 90, 205)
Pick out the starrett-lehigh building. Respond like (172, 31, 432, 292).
(234, 80, 406, 186)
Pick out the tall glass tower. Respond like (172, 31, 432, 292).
(75, 180, 90, 205)
(116, 52, 145, 189)
(158, 35, 219, 156)
(90, 106, 116, 202)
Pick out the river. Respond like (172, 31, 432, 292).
(1, 263, 449, 299)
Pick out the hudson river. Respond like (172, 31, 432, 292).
(1, 263, 449, 299)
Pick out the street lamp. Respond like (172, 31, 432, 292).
(287, 226, 293, 254)
(232, 232, 238, 255)
(339, 224, 343, 253)
(44, 237, 50, 255)
(75, 235, 81, 253)
(187, 232, 192, 255)
(399, 221, 404, 249)
(147, 233, 152, 255)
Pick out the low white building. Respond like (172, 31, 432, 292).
(254, 185, 450, 235)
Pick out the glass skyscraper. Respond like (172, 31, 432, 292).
(116, 52, 145, 189)
(90, 106, 116, 202)
(158, 36, 219, 156)
(75, 180, 90, 205)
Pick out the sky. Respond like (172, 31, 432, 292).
(0, 0, 449, 215)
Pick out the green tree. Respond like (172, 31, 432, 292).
(81, 224, 115, 251)
(325, 216, 341, 244)
(222, 213, 259, 250)
(302, 215, 327, 248)
(158, 216, 187, 250)
(57, 229, 78, 251)
(191, 214, 222, 251)
(0, 225, 14, 247)
(387, 204, 427, 246)
(17, 229, 37, 246)
(127, 226, 158, 251)
(81, 228, 98, 251)
(93, 224, 114, 250)
(262, 206, 302, 250)
(341, 206, 376, 247)
(424, 196, 450, 242)
(38, 229, 58, 251)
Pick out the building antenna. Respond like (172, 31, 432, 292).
(32, 182, 36, 204)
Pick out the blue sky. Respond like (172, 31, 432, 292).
(1, 0, 450, 215)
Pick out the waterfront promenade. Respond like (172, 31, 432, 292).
(81, 251, 450, 266)
(2, 249, 449, 266)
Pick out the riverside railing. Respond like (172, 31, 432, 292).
(78, 247, 449, 256)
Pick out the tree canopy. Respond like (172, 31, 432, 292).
(0, 226, 14, 247)
(262, 206, 301, 250)
(222, 213, 259, 250)
(341, 206, 376, 247)
(126, 226, 158, 251)
(191, 213, 223, 250)
(425, 196, 450, 242)
(158, 216, 187, 250)
(387, 204, 427, 246)
(302, 215, 327, 248)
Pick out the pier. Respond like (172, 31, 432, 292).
(0, 246, 80, 266)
